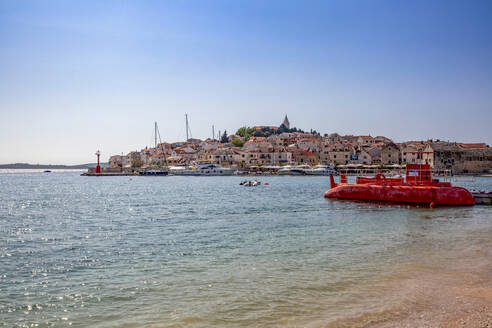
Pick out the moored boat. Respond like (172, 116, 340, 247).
(278, 165, 308, 175)
(324, 164, 475, 206)
(306, 164, 337, 176)
(171, 164, 235, 176)
(139, 170, 169, 176)
(278, 165, 294, 175)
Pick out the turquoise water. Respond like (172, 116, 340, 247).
(1, 171, 491, 327)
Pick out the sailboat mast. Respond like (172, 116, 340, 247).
(154, 121, 158, 149)
(212, 125, 215, 141)
(185, 114, 189, 141)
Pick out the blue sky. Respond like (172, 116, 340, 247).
(1, 0, 491, 164)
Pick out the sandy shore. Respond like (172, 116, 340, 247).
(364, 276, 492, 328)
(322, 244, 492, 328)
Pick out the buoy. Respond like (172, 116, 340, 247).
(264, 182, 269, 185)
(430, 202, 435, 208)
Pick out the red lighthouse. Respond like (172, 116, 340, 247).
(95, 150, 101, 174)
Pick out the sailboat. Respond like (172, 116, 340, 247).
(139, 122, 169, 176)
(170, 114, 236, 176)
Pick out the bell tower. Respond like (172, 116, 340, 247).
(282, 115, 290, 129)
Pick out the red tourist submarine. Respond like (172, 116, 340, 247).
(324, 164, 475, 206)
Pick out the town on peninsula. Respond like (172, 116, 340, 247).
(99, 115, 492, 176)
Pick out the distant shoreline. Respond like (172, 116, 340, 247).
(0, 163, 108, 170)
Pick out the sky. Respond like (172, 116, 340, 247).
(1, 0, 491, 164)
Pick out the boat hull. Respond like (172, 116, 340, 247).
(139, 171, 169, 176)
(308, 170, 337, 176)
(324, 184, 475, 205)
(172, 171, 234, 176)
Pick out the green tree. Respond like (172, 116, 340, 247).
(236, 126, 255, 140)
(253, 130, 264, 137)
(220, 130, 228, 143)
(231, 138, 244, 147)
(131, 158, 143, 168)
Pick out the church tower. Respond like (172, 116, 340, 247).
(282, 115, 290, 129)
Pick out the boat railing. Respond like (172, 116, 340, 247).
(337, 167, 453, 182)
(453, 176, 476, 182)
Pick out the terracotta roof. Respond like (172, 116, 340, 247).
(459, 143, 487, 149)
(252, 126, 279, 131)
(249, 137, 268, 142)
(426, 142, 461, 152)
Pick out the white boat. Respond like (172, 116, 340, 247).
(240, 179, 261, 186)
(278, 165, 307, 175)
(306, 164, 338, 176)
(278, 165, 294, 175)
(171, 164, 235, 176)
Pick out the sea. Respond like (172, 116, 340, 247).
(1, 170, 491, 327)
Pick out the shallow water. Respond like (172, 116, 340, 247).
(1, 171, 491, 327)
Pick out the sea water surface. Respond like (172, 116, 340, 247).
(1, 171, 491, 327)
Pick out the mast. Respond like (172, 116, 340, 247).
(154, 121, 168, 169)
(185, 114, 190, 166)
(212, 125, 215, 141)
(154, 121, 158, 149)
(185, 114, 189, 142)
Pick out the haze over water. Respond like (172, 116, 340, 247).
(1, 171, 492, 327)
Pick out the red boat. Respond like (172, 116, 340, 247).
(324, 164, 474, 206)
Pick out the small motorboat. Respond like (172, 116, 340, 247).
(240, 179, 261, 187)
(324, 164, 474, 206)
(43, 170, 52, 173)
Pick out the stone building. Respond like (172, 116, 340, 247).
(328, 143, 354, 165)
(400, 142, 426, 165)
(367, 146, 382, 164)
(422, 142, 462, 171)
(357, 136, 376, 146)
(423, 142, 492, 174)
(350, 149, 372, 165)
(381, 142, 400, 165)
(108, 155, 122, 168)
(456, 148, 492, 173)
